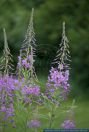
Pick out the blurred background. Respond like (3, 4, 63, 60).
(0, 0, 89, 128)
(0, 0, 89, 98)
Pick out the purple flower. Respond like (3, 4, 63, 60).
(27, 55, 32, 61)
(13, 79, 22, 90)
(22, 85, 40, 96)
(61, 119, 75, 129)
(17, 56, 22, 67)
(24, 97, 32, 104)
(47, 67, 70, 91)
(46, 66, 70, 102)
(22, 59, 30, 68)
(1, 105, 6, 112)
(6, 103, 14, 118)
(18, 56, 21, 61)
(18, 53, 33, 69)
(22, 59, 27, 65)
(27, 119, 40, 128)
(0, 75, 22, 121)
(33, 86, 40, 96)
(49, 89, 55, 93)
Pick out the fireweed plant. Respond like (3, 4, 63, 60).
(0, 9, 76, 132)
(44, 22, 75, 129)
(0, 29, 19, 129)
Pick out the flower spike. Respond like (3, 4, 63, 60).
(53, 22, 71, 70)
(0, 28, 13, 75)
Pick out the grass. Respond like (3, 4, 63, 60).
(74, 99, 89, 128)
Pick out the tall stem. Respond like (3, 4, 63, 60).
(49, 105, 55, 128)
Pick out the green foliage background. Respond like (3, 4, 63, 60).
(0, 0, 89, 93)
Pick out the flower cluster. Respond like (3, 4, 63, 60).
(22, 85, 40, 96)
(47, 67, 70, 90)
(61, 119, 75, 129)
(18, 55, 33, 69)
(0, 75, 21, 121)
(27, 119, 40, 128)
(46, 66, 70, 103)
(21, 85, 41, 105)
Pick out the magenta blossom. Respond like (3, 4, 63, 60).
(47, 67, 70, 90)
(0, 75, 22, 121)
(22, 85, 40, 96)
(61, 119, 75, 129)
(27, 119, 41, 128)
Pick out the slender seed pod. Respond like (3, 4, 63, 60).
(17, 8, 37, 82)
(21, 8, 36, 58)
(53, 22, 71, 70)
(0, 28, 13, 75)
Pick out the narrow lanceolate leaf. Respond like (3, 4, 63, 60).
(17, 8, 38, 82)
(53, 22, 71, 70)
(0, 28, 14, 75)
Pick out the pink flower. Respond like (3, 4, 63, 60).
(61, 119, 75, 129)
(27, 119, 40, 128)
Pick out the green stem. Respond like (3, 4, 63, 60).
(2, 122, 5, 132)
(24, 112, 29, 132)
(34, 128, 37, 132)
(49, 105, 55, 128)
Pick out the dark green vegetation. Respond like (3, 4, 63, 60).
(0, 0, 89, 93)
